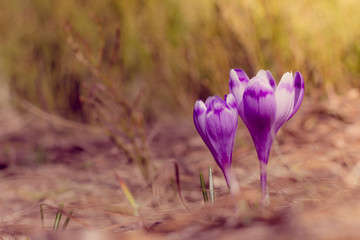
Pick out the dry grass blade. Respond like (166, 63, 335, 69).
(174, 162, 189, 210)
(115, 171, 139, 216)
(40, 204, 45, 229)
(153, 160, 190, 210)
(62, 210, 73, 231)
(15, 97, 102, 134)
(63, 21, 106, 84)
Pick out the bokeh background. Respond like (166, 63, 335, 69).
(1, 0, 360, 121)
(1, 0, 360, 239)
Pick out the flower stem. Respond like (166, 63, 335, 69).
(224, 168, 240, 195)
(260, 161, 269, 206)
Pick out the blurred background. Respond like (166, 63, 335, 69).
(1, 0, 360, 123)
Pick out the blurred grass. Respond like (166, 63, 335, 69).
(0, 0, 360, 121)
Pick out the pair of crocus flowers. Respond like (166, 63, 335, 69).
(194, 69, 304, 203)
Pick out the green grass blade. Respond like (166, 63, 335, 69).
(53, 203, 64, 231)
(62, 210, 73, 231)
(115, 171, 139, 216)
(200, 172, 208, 202)
(209, 166, 214, 204)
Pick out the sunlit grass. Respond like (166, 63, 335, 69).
(0, 0, 359, 122)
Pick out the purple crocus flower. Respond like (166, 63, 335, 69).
(193, 94, 238, 190)
(229, 68, 304, 204)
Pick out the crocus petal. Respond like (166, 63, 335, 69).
(205, 98, 238, 171)
(225, 93, 237, 111)
(205, 95, 222, 108)
(274, 72, 295, 133)
(225, 93, 239, 130)
(256, 70, 276, 91)
(193, 100, 216, 157)
(287, 71, 304, 120)
(241, 77, 276, 163)
(193, 100, 207, 139)
(229, 69, 249, 109)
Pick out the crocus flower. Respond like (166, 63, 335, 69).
(193, 94, 238, 190)
(229, 68, 304, 204)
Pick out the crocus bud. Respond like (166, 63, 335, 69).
(193, 94, 238, 190)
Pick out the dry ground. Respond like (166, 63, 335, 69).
(1, 90, 360, 240)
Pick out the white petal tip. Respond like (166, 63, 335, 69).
(194, 100, 206, 115)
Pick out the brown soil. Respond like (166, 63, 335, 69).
(1, 90, 360, 240)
